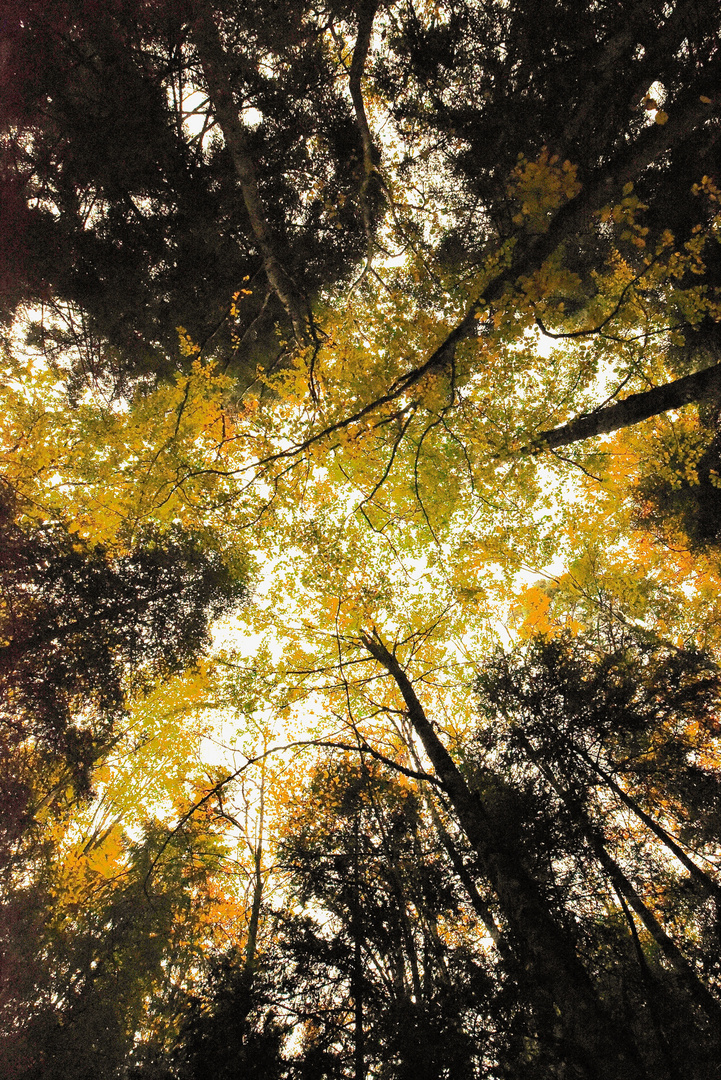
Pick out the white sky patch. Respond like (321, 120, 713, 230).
(642, 80, 668, 125)
(178, 88, 210, 141)
(512, 551, 568, 593)
(243, 107, 263, 127)
(536, 330, 556, 358)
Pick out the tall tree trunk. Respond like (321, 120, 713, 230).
(361, 631, 647, 1080)
(352, 806, 364, 1080)
(404, 732, 508, 953)
(244, 757, 266, 975)
(191, 3, 310, 345)
(348, 0, 381, 263)
(527, 362, 721, 453)
(406, 733, 566, 1055)
(575, 745, 721, 905)
(616, 890, 682, 1080)
(367, 784, 423, 1004)
(513, 728, 721, 1028)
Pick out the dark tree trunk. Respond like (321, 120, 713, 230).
(191, 3, 310, 345)
(361, 631, 647, 1080)
(530, 362, 721, 452)
(575, 746, 721, 905)
(513, 729, 721, 1029)
(352, 808, 364, 1080)
(348, 0, 382, 259)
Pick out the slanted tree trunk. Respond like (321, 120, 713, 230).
(574, 745, 721, 906)
(512, 728, 721, 1029)
(404, 731, 508, 953)
(361, 630, 646, 1080)
(528, 362, 721, 453)
(191, 3, 310, 345)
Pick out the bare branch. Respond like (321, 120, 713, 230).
(144, 734, 442, 893)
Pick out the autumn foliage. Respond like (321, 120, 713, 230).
(1, 2, 721, 1078)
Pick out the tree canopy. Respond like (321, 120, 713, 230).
(1, 2, 721, 1078)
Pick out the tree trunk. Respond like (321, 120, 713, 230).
(528, 362, 721, 453)
(576, 746, 721, 905)
(352, 807, 364, 1080)
(361, 631, 646, 1080)
(244, 758, 265, 975)
(405, 733, 508, 953)
(348, 0, 381, 259)
(191, 3, 309, 345)
(513, 728, 721, 1028)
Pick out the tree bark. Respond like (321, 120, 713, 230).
(514, 728, 721, 1028)
(348, 0, 381, 258)
(191, 3, 310, 345)
(528, 361, 721, 453)
(361, 630, 647, 1080)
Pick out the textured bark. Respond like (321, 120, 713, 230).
(530, 361, 721, 452)
(361, 631, 646, 1080)
(577, 747, 721, 905)
(514, 729, 721, 1028)
(191, 4, 309, 345)
(348, 0, 381, 258)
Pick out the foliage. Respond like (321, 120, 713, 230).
(2, 2, 721, 1077)
(631, 409, 721, 551)
(274, 757, 488, 1079)
(0, 813, 235, 1080)
(0, 497, 246, 924)
(0, 0, 369, 390)
(474, 631, 721, 1075)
